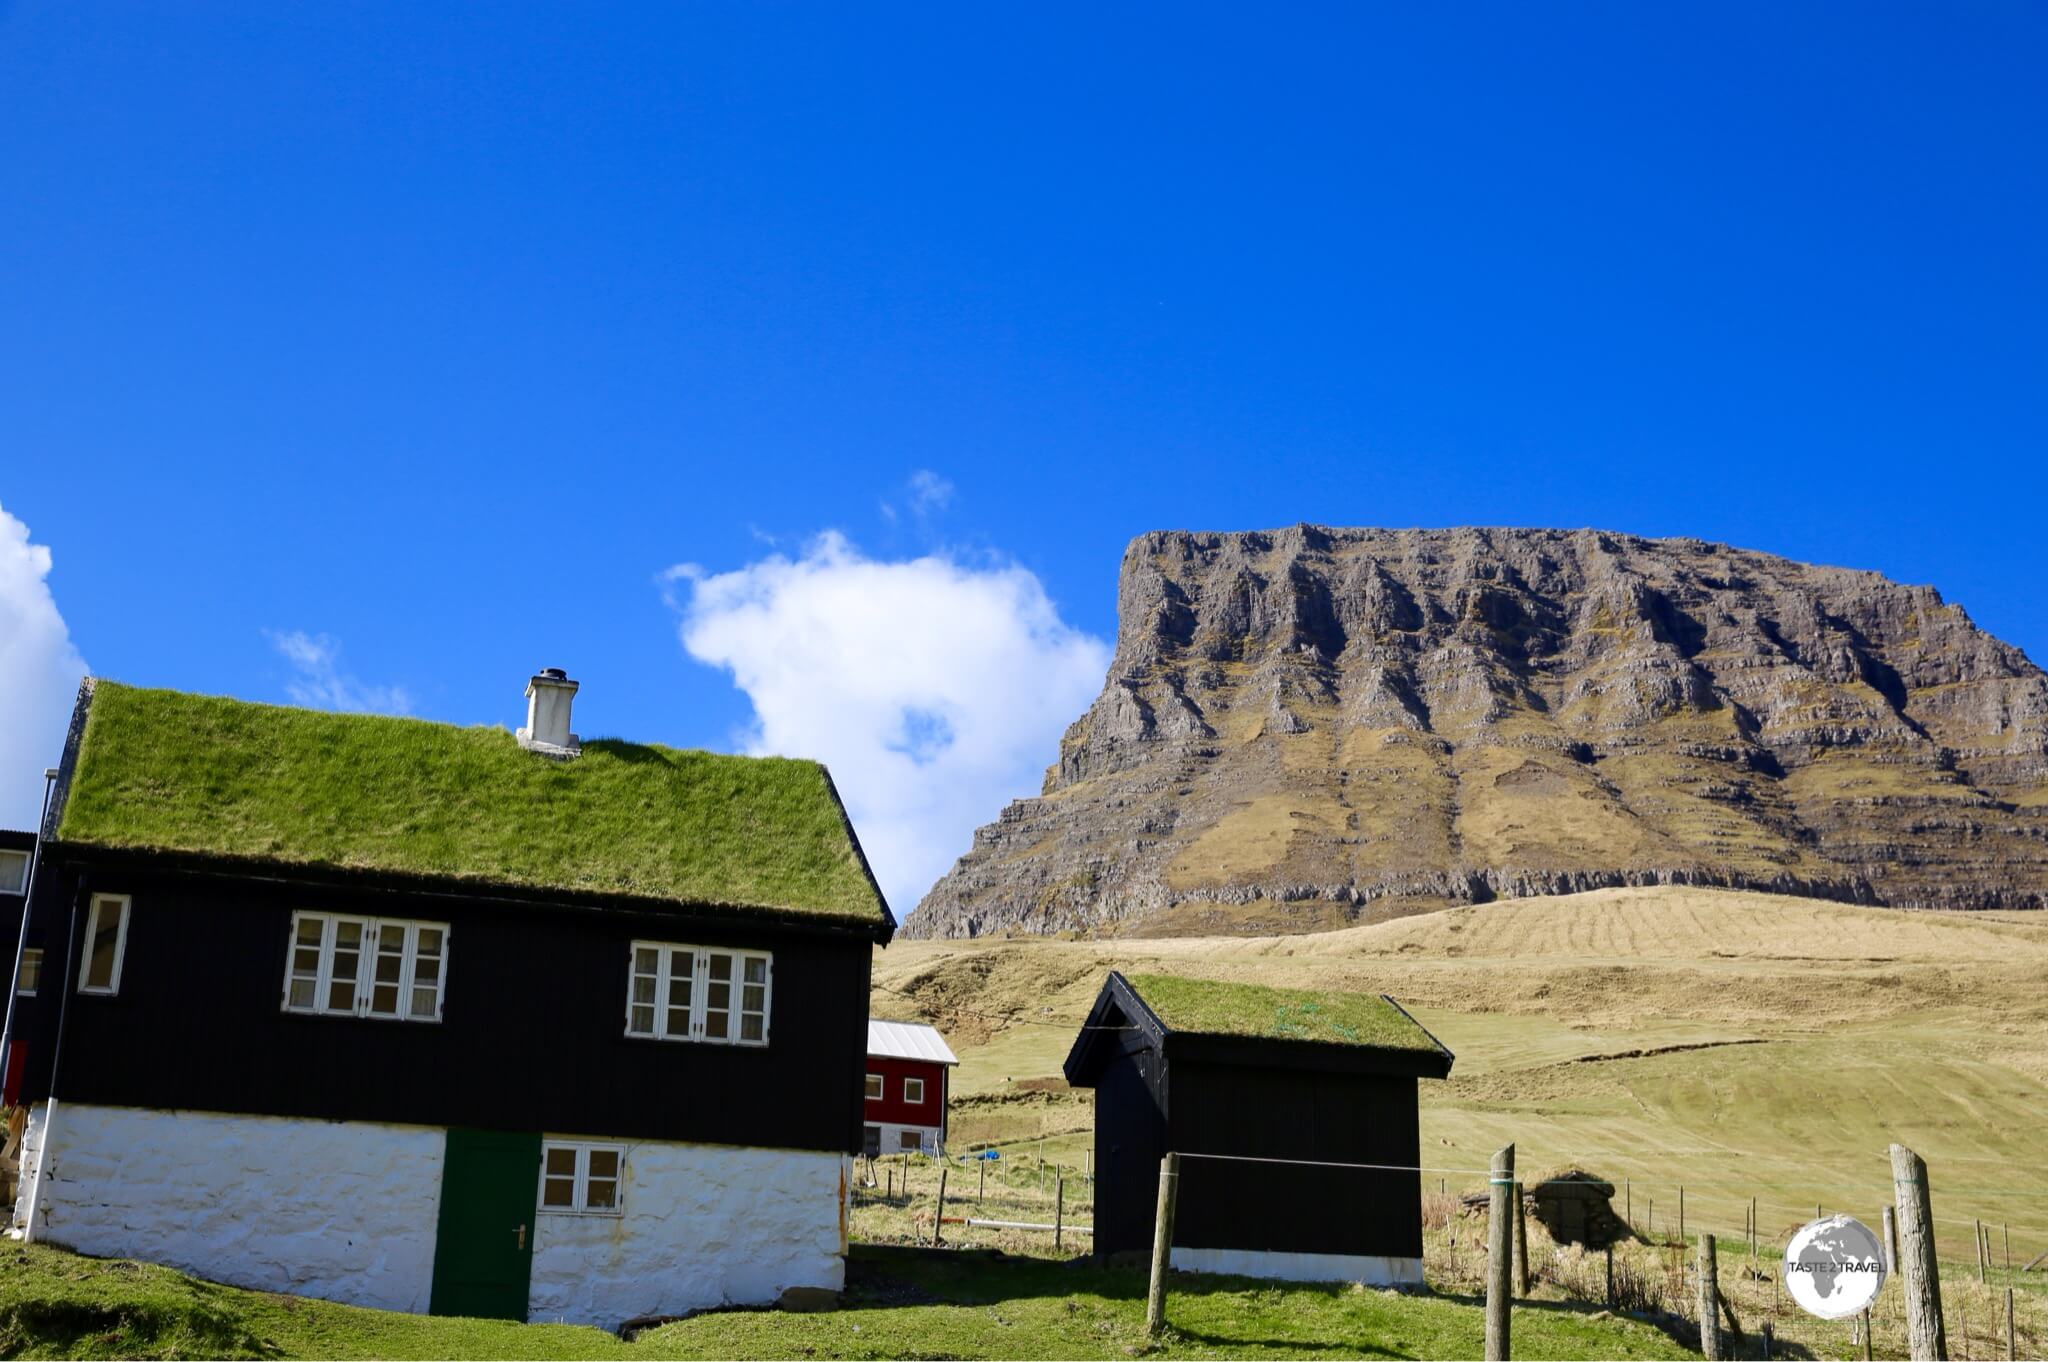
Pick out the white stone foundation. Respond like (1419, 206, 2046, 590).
(1171, 1244, 1425, 1287)
(9, 1102, 852, 1328)
(16, 1101, 446, 1312)
(528, 1139, 846, 1326)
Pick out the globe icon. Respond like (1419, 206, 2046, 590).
(1783, 1215, 1887, 1319)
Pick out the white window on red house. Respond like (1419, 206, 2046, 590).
(903, 1076, 926, 1104)
(78, 894, 131, 995)
(539, 1141, 624, 1215)
(865, 1073, 884, 1101)
(624, 942, 771, 1046)
(283, 912, 448, 1022)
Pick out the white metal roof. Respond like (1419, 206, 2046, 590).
(867, 1019, 960, 1066)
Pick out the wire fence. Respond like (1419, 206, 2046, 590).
(850, 1138, 2048, 1360)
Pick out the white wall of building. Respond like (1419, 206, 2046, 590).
(16, 1101, 446, 1313)
(528, 1138, 846, 1327)
(1172, 1245, 1424, 1287)
(864, 1120, 942, 1155)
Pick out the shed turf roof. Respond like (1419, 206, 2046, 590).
(54, 681, 890, 927)
(1123, 973, 1443, 1053)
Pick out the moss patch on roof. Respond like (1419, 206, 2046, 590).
(55, 682, 889, 925)
(1124, 972, 1442, 1052)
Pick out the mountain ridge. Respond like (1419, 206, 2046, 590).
(907, 524, 2048, 937)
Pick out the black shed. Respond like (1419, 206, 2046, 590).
(1064, 971, 1454, 1285)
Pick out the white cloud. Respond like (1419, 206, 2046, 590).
(267, 631, 412, 715)
(668, 532, 1109, 918)
(0, 502, 88, 831)
(878, 468, 958, 526)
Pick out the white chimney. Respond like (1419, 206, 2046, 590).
(517, 668, 581, 758)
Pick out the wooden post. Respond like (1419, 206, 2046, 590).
(1761, 1321, 1772, 1361)
(886, 1167, 894, 1200)
(978, 1158, 985, 1202)
(1890, 1143, 1948, 1361)
(1055, 1175, 1065, 1252)
(1864, 1309, 1874, 1362)
(1752, 1197, 1760, 1275)
(1679, 1184, 1686, 1244)
(1513, 1181, 1530, 1296)
(1625, 1177, 1631, 1230)
(1486, 1143, 1514, 1361)
(2002, 1223, 2009, 1274)
(1885, 1205, 1898, 1273)
(1648, 1198, 1654, 1240)
(1699, 1233, 1722, 1361)
(1605, 1244, 1615, 1307)
(931, 1165, 948, 1248)
(2007, 1287, 2016, 1362)
(1979, 1219, 1989, 1284)
(1145, 1153, 1180, 1337)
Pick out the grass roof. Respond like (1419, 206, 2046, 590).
(1123, 972, 1443, 1052)
(55, 682, 889, 927)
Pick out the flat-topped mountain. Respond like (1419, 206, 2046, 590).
(907, 526, 2048, 937)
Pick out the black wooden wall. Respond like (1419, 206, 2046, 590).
(1169, 1060, 1423, 1259)
(15, 858, 875, 1154)
(1090, 1035, 1169, 1256)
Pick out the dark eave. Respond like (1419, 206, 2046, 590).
(39, 840, 896, 944)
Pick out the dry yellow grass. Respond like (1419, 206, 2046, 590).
(874, 885, 2048, 1278)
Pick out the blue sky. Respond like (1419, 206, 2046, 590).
(2, 4, 2043, 908)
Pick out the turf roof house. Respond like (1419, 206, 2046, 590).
(1065, 972, 1453, 1287)
(6, 672, 895, 1327)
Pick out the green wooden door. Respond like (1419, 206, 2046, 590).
(429, 1130, 542, 1320)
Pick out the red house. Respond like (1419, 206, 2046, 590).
(863, 1020, 958, 1156)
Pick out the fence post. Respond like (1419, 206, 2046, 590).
(1055, 1175, 1065, 1252)
(931, 1164, 948, 1248)
(1145, 1153, 1180, 1337)
(1679, 1185, 1686, 1244)
(1761, 1321, 1772, 1361)
(1890, 1142, 1947, 1361)
(2007, 1287, 2016, 1362)
(1978, 1219, 1989, 1284)
(1513, 1181, 1530, 1296)
(1605, 1244, 1614, 1307)
(978, 1158, 985, 1203)
(1884, 1206, 1898, 1273)
(1625, 1177, 1631, 1230)
(1487, 1143, 1515, 1361)
(1699, 1233, 1722, 1361)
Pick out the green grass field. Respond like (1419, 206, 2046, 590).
(875, 886, 2048, 1359)
(0, 1242, 1690, 1361)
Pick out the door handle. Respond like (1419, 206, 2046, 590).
(515, 1223, 527, 1250)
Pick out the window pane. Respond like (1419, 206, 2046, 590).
(743, 956, 767, 986)
(84, 903, 123, 990)
(587, 1149, 619, 1180)
(416, 927, 444, 957)
(409, 985, 437, 1019)
(585, 1176, 618, 1211)
(666, 950, 693, 1038)
(327, 926, 361, 1012)
(631, 974, 657, 1006)
(706, 953, 732, 983)
(296, 917, 324, 947)
(289, 978, 317, 1009)
(17, 948, 42, 995)
(0, 851, 27, 895)
(545, 1147, 577, 1176)
(542, 1176, 576, 1208)
(628, 1003, 655, 1035)
(634, 946, 658, 975)
(865, 1074, 882, 1100)
(740, 1012, 764, 1043)
(367, 926, 406, 1017)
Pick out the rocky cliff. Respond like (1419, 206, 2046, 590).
(908, 526, 2048, 937)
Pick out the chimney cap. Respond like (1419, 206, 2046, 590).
(539, 667, 568, 681)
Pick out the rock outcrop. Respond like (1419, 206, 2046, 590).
(908, 526, 2048, 937)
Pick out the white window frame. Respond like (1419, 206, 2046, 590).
(77, 894, 131, 995)
(281, 911, 450, 1023)
(537, 1140, 626, 1216)
(622, 941, 771, 1047)
(15, 946, 42, 997)
(903, 1075, 926, 1105)
(0, 849, 28, 895)
(864, 1072, 884, 1101)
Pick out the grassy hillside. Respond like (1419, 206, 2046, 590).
(872, 887, 2048, 1305)
(0, 1242, 1688, 1361)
